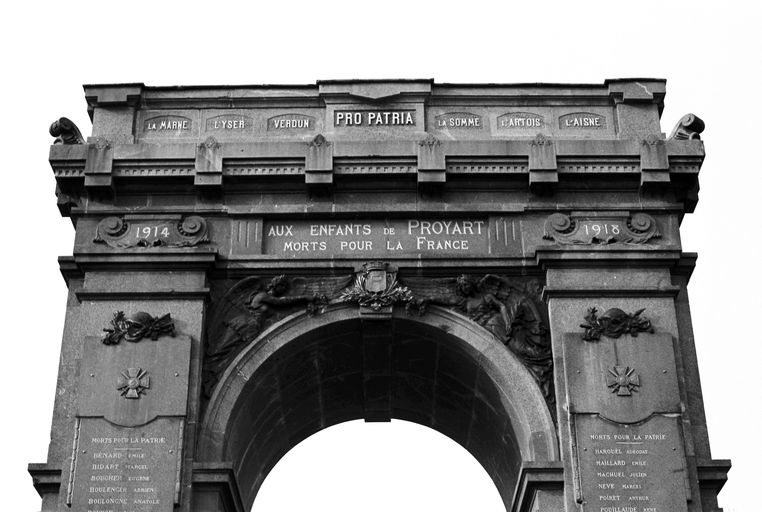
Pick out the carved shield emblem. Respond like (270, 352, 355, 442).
(365, 269, 387, 293)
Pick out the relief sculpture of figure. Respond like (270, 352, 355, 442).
(203, 274, 351, 398)
(408, 275, 511, 338)
(405, 275, 554, 406)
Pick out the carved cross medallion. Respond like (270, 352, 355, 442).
(117, 368, 150, 399)
(606, 366, 640, 396)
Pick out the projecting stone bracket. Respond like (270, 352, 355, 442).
(528, 134, 558, 194)
(191, 463, 246, 512)
(195, 136, 223, 189)
(83, 137, 114, 193)
(305, 134, 334, 191)
(417, 133, 446, 192)
(511, 462, 564, 512)
(640, 135, 670, 189)
(27, 463, 61, 498)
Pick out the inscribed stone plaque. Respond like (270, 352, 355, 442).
(138, 111, 200, 139)
(262, 218, 503, 258)
(143, 116, 193, 133)
(78, 335, 192, 427)
(267, 113, 315, 131)
(334, 110, 416, 127)
(574, 414, 689, 512)
(497, 112, 545, 130)
(68, 416, 183, 512)
(563, 333, 680, 423)
(435, 112, 483, 129)
(559, 112, 607, 129)
(205, 114, 253, 133)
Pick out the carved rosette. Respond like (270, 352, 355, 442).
(580, 307, 654, 341)
(309, 133, 330, 148)
(337, 262, 413, 312)
(418, 133, 441, 149)
(543, 212, 661, 245)
(102, 311, 176, 345)
(94, 215, 209, 248)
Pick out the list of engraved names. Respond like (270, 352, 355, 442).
(71, 419, 179, 512)
(578, 417, 687, 512)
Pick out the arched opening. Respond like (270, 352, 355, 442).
(253, 419, 506, 512)
(198, 305, 558, 511)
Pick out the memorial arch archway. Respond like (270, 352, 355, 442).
(32, 80, 729, 512)
(198, 305, 558, 511)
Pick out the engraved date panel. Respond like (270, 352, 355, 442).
(94, 215, 209, 249)
(543, 212, 660, 245)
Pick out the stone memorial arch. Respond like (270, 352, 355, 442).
(30, 79, 729, 512)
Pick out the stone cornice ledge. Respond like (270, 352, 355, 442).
(75, 288, 211, 302)
(192, 462, 245, 512)
(27, 463, 61, 497)
(697, 459, 731, 492)
(510, 461, 564, 512)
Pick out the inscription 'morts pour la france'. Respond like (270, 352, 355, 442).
(334, 110, 416, 127)
(206, 115, 252, 132)
(144, 116, 192, 132)
(497, 112, 545, 129)
(436, 112, 483, 129)
(268, 114, 315, 131)
(560, 112, 607, 129)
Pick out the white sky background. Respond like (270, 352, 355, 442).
(1, 1, 759, 510)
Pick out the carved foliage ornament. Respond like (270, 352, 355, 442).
(200, 136, 220, 151)
(94, 216, 209, 248)
(543, 212, 661, 245)
(102, 311, 176, 345)
(580, 307, 654, 341)
(419, 133, 440, 148)
(309, 133, 330, 148)
(531, 133, 552, 146)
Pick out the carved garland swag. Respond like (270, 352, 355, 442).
(202, 264, 554, 407)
